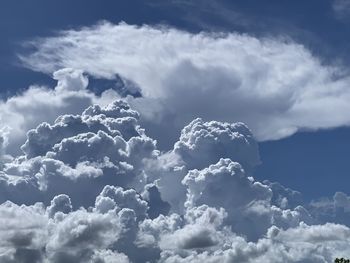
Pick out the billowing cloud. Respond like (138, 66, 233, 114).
(0, 68, 120, 157)
(0, 77, 349, 261)
(19, 22, 350, 148)
(0, 97, 157, 207)
(173, 118, 260, 172)
(0, 22, 350, 262)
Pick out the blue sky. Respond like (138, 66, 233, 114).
(2, 0, 350, 200)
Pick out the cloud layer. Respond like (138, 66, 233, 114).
(20, 22, 350, 148)
(0, 69, 350, 262)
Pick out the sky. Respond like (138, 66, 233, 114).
(2, 0, 350, 199)
(1, 1, 350, 262)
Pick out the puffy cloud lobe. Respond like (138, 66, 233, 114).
(54, 68, 89, 92)
(174, 118, 260, 172)
(19, 22, 350, 150)
(47, 194, 72, 218)
(160, 205, 228, 251)
(0, 68, 120, 157)
(154, 118, 260, 214)
(95, 185, 148, 219)
(90, 250, 130, 263)
(182, 158, 314, 241)
(0, 190, 136, 262)
(22, 99, 140, 159)
(183, 159, 267, 240)
(0, 98, 157, 207)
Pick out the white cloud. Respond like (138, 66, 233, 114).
(0, 98, 159, 208)
(182, 158, 312, 241)
(0, 38, 349, 260)
(0, 97, 349, 261)
(174, 118, 260, 173)
(20, 22, 350, 147)
(159, 222, 350, 262)
(0, 68, 120, 157)
(94, 185, 148, 219)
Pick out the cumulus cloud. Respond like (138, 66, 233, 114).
(0, 98, 158, 207)
(0, 94, 349, 261)
(173, 118, 260, 172)
(0, 68, 120, 157)
(182, 158, 313, 241)
(0, 201, 47, 263)
(159, 222, 350, 262)
(0, 24, 349, 260)
(309, 191, 350, 226)
(148, 118, 261, 214)
(19, 22, 350, 148)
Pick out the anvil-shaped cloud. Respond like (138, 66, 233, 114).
(19, 22, 350, 148)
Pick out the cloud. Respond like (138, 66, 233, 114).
(0, 95, 349, 261)
(0, 202, 47, 263)
(147, 118, 260, 214)
(0, 68, 121, 157)
(174, 118, 260, 173)
(182, 158, 313, 241)
(0, 99, 158, 207)
(47, 194, 72, 218)
(157, 224, 349, 263)
(45, 208, 125, 262)
(94, 185, 148, 219)
(0, 39, 349, 261)
(19, 22, 350, 149)
(309, 191, 350, 226)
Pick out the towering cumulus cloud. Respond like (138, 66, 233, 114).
(0, 69, 349, 262)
